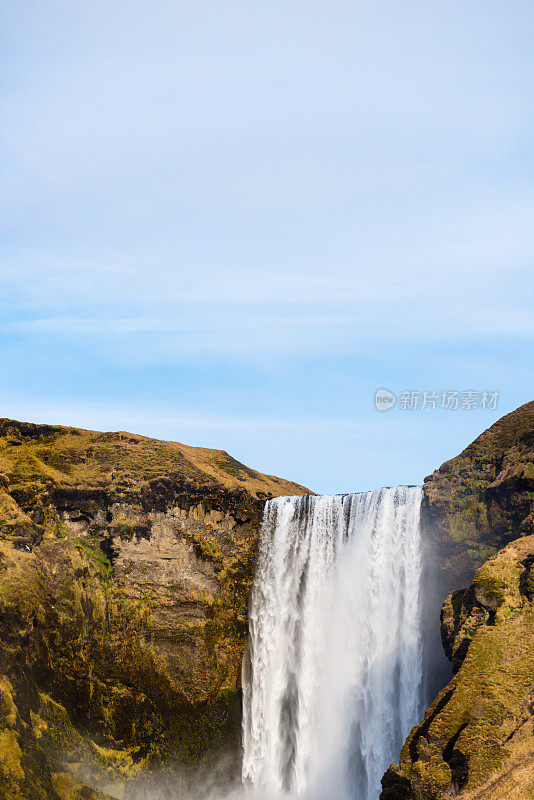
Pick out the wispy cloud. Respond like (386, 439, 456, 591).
(1, 0, 533, 490)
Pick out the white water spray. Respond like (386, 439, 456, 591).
(242, 487, 423, 800)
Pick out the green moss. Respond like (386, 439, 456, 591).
(447, 494, 485, 541)
(110, 523, 135, 536)
(74, 539, 111, 576)
(0, 416, 309, 796)
(160, 690, 241, 765)
(397, 536, 534, 799)
(52, 772, 114, 800)
(184, 531, 224, 567)
(449, 589, 465, 618)
(474, 573, 505, 606)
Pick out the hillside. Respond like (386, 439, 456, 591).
(0, 418, 310, 800)
(382, 401, 534, 800)
(381, 535, 534, 800)
(423, 400, 534, 590)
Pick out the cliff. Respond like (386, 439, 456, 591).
(0, 418, 309, 799)
(382, 401, 534, 800)
(2, 403, 534, 800)
(422, 400, 534, 590)
(381, 535, 534, 800)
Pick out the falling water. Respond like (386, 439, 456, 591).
(242, 487, 423, 800)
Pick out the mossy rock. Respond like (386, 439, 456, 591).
(0, 416, 311, 798)
(385, 535, 534, 800)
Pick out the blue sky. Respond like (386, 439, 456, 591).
(1, 0, 533, 493)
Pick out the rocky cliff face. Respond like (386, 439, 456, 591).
(0, 418, 309, 800)
(381, 535, 534, 800)
(422, 400, 534, 591)
(382, 401, 534, 800)
(2, 405, 533, 800)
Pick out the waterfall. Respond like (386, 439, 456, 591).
(242, 487, 423, 800)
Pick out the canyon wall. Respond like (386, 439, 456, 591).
(381, 535, 534, 800)
(0, 418, 308, 799)
(382, 400, 534, 800)
(1, 402, 533, 800)
(422, 400, 534, 591)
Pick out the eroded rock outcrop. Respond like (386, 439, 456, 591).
(422, 400, 534, 591)
(3, 404, 533, 800)
(382, 402, 534, 800)
(0, 418, 309, 799)
(381, 535, 534, 800)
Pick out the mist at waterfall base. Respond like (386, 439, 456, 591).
(112, 487, 448, 800)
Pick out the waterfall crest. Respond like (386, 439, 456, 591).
(242, 486, 423, 800)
